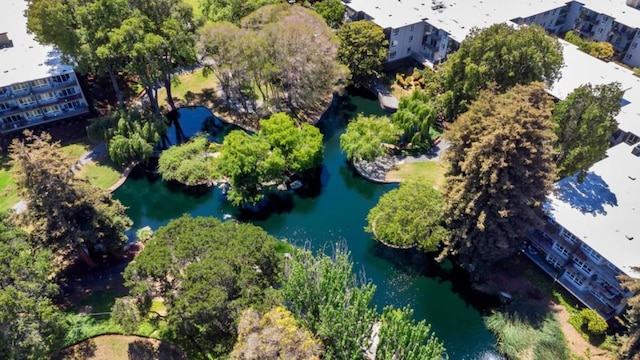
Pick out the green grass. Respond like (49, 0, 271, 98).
(485, 311, 570, 360)
(76, 158, 122, 190)
(157, 68, 217, 106)
(0, 155, 19, 213)
(385, 160, 447, 189)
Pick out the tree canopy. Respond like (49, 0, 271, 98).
(0, 217, 67, 359)
(231, 306, 324, 359)
(340, 115, 400, 162)
(200, 0, 279, 24)
(439, 23, 563, 119)
(215, 113, 323, 206)
(441, 83, 557, 274)
(158, 136, 216, 185)
(124, 215, 281, 357)
(9, 132, 132, 268)
(392, 90, 438, 149)
(313, 0, 345, 29)
(87, 110, 166, 166)
(337, 20, 388, 87)
(552, 82, 623, 180)
(366, 180, 448, 251)
(281, 248, 447, 360)
(198, 4, 346, 124)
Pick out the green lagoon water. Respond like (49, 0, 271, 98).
(114, 96, 501, 359)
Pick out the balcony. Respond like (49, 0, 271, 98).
(0, 105, 89, 134)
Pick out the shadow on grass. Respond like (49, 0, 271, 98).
(128, 339, 186, 360)
(55, 338, 97, 360)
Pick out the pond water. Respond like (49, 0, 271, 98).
(113, 96, 501, 359)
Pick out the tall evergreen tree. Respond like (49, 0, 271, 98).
(552, 82, 623, 180)
(440, 23, 563, 119)
(441, 83, 557, 275)
(9, 132, 132, 268)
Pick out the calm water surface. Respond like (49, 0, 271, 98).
(114, 96, 501, 359)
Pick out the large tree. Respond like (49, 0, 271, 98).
(441, 83, 557, 275)
(439, 23, 563, 120)
(9, 132, 132, 268)
(391, 90, 438, 149)
(337, 20, 388, 87)
(366, 180, 448, 251)
(124, 215, 281, 357)
(340, 115, 400, 162)
(198, 4, 346, 123)
(552, 82, 623, 180)
(158, 136, 216, 185)
(0, 218, 67, 359)
(200, 0, 278, 24)
(619, 271, 640, 359)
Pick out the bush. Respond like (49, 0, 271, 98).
(580, 308, 608, 335)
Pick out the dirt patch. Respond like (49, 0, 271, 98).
(57, 335, 185, 360)
(551, 304, 611, 359)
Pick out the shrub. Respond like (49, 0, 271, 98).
(580, 308, 608, 335)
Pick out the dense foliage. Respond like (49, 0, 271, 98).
(215, 113, 323, 205)
(313, 0, 345, 29)
(442, 84, 557, 274)
(366, 180, 448, 251)
(565, 32, 615, 61)
(200, 0, 278, 23)
(337, 20, 388, 86)
(87, 110, 165, 166)
(552, 82, 623, 180)
(439, 23, 563, 119)
(124, 215, 281, 357)
(158, 136, 215, 185)
(281, 248, 446, 360)
(392, 90, 438, 149)
(340, 115, 400, 162)
(10, 132, 132, 268)
(26, 0, 198, 113)
(0, 218, 67, 359)
(619, 271, 640, 358)
(231, 306, 324, 359)
(198, 4, 346, 124)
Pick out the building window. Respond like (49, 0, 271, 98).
(560, 228, 579, 244)
(391, 40, 398, 47)
(393, 29, 399, 35)
(24, 110, 43, 120)
(37, 92, 56, 102)
(553, 242, 570, 258)
(58, 87, 77, 97)
(409, 35, 413, 42)
(52, 74, 71, 83)
(18, 97, 35, 107)
(44, 105, 61, 115)
(389, 51, 397, 59)
(566, 271, 585, 288)
(580, 243, 602, 262)
(2, 114, 22, 123)
(12, 83, 29, 93)
(0, 87, 7, 96)
(410, 24, 414, 32)
(30, 78, 49, 88)
(626, 54, 633, 60)
(546, 255, 562, 269)
(632, 42, 638, 49)
(573, 257, 593, 275)
(407, 47, 412, 54)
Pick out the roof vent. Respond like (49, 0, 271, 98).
(633, 144, 640, 156)
(626, 235, 634, 241)
(630, 176, 637, 181)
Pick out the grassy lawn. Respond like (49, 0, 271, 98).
(0, 155, 19, 213)
(58, 335, 185, 360)
(157, 68, 217, 107)
(76, 158, 122, 190)
(385, 160, 447, 189)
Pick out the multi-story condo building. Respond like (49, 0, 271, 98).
(525, 142, 640, 319)
(343, 0, 640, 318)
(0, 0, 89, 135)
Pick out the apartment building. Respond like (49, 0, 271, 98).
(344, 0, 640, 68)
(524, 142, 640, 319)
(343, 0, 640, 318)
(0, 1, 89, 135)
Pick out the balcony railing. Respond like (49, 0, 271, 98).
(0, 105, 89, 134)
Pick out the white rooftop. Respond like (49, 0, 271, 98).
(549, 40, 640, 139)
(0, 0, 74, 87)
(547, 143, 640, 278)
